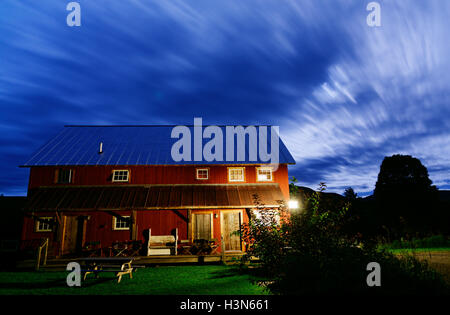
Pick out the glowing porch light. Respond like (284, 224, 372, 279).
(288, 200, 299, 209)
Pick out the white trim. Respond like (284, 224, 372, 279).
(196, 168, 209, 180)
(220, 210, 243, 252)
(112, 169, 130, 182)
(256, 167, 273, 182)
(228, 167, 245, 182)
(113, 215, 131, 230)
(191, 212, 213, 241)
(35, 217, 53, 232)
(57, 169, 73, 184)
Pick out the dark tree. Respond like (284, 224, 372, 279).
(289, 176, 299, 198)
(344, 187, 357, 200)
(374, 154, 438, 238)
(375, 155, 434, 197)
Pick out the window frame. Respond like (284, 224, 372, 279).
(35, 217, 54, 232)
(196, 168, 209, 180)
(191, 211, 214, 242)
(256, 167, 273, 182)
(227, 167, 245, 182)
(112, 215, 131, 231)
(112, 169, 130, 183)
(56, 169, 73, 184)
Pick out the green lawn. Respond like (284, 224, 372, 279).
(388, 247, 450, 254)
(0, 265, 269, 295)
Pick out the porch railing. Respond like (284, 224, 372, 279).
(35, 238, 49, 271)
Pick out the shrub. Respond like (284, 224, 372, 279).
(242, 185, 449, 295)
(269, 245, 448, 295)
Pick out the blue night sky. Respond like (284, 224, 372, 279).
(1, 1, 449, 196)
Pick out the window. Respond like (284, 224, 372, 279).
(257, 167, 273, 181)
(113, 216, 130, 230)
(228, 167, 245, 182)
(57, 169, 73, 184)
(193, 213, 213, 241)
(35, 217, 54, 232)
(112, 170, 129, 182)
(196, 168, 209, 180)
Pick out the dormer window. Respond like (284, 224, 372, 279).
(196, 168, 209, 180)
(56, 169, 73, 184)
(112, 170, 129, 182)
(256, 167, 273, 182)
(228, 167, 245, 182)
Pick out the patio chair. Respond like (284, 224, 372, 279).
(82, 241, 102, 257)
(127, 240, 143, 256)
(109, 241, 128, 257)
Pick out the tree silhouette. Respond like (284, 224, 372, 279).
(374, 154, 438, 238)
(344, 187, 357, 200)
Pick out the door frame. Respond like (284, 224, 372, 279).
(60, 215, 87, 255)
(190, 211, 214, 242)
(220, 210, 243, 253)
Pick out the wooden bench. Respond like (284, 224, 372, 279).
(146, 228, 178, 256)
(79, 257, 138, 283)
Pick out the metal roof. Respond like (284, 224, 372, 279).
(26, 184, 285, 211)
(21, 125, 295, 166)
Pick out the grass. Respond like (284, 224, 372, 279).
(0, 265, 269, 295)
(388, 248, 450, 284)
(388, 247, 450, 254)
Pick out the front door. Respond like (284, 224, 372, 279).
(221, 211, 242, 252)
(62, 216, 85, 255)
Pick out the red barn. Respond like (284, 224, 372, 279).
(20, 125, 295, 257)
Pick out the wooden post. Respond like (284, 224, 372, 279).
(55, 213, 64, 257)
(43, 238, 48, 267)
(130, 210, 137, 240)
(187, 209, 192, 241)
(146, 228, 151, 256)
(35, 238, 48, 271)
(175, 228, 178, 256)
(35, 247, 41, 271)
(220, 234, 225, 263)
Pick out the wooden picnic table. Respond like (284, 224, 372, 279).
(78, 257, 137, 283)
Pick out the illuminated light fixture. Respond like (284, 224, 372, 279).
(288, 200, 299, 209)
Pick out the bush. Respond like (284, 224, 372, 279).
(269, 246, 448, 295)
(383, 235, 450, 249)
(242, 186, 449, 295)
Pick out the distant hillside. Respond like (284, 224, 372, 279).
(362, 190, 450, 202)
(293, 186, 346, 212)
(294, 187, 450, 211)
(439, 190, 450, 202)
(296, 186, 344, 199)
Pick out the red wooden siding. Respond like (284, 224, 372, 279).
(28, 164, 290, 199)
(24, 164, 288, 255)
(21, 208, 250, 253)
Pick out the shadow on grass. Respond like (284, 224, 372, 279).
(0, 279, 66, 290)
(208, 265, 271, 283)
(208, 268, 241, 279)
(0, 275, 116, 291)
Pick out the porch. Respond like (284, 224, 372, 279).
(15, 253, 249, 270)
